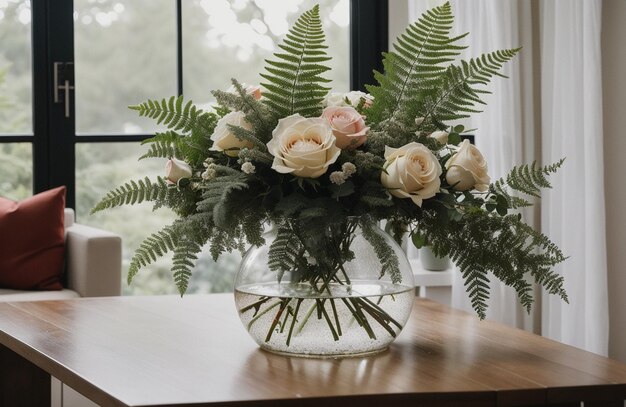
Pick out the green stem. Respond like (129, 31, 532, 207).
(265, 298, 291, 342)
(317, 299, 340, 341)
(239, 296, 270, 315)
(330, 299, 342, 337)
(295, 301, 318, 335)
(246, 299, 282, 330)
(286, 298, 303, 346)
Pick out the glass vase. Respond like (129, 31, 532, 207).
(234, 216, 415, 358)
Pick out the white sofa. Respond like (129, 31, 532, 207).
(0, 208, 122, 301)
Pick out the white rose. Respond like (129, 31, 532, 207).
(323, 91, 374, 108)
(381, 142, 442, 207)
(267, 114, 341, 178)
(445, 139, 490, 191)
(165, 158, 192, 184)
(210, 111, 254, 157)
(429, 131, 448, 144)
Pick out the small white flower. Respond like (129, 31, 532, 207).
(305, 253, 317, 266)
(330, 171, 347, 185)
(429, 131, 449, 144)
(415, 117, 425, 126)
(201, 167, 217, 180)
(241, 162, 256, 174)
(341, 162, 356, 177)
(203, 157, 214, 168)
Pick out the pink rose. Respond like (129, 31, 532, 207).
(321, 106, 369, 149)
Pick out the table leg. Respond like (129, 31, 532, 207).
(0, 343, 51, 406)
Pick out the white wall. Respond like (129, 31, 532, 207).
(602, 0, 626, 364)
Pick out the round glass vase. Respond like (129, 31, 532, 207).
(234, 216, 415, 358)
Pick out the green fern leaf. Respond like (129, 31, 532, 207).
(127, 224, 180, 284)
(268, 225, 303, 281)
(490, 159, 565, 207)
(366, 1, 467, 127)
(360, 218, 401, 284)
(422, 48, 520, 122)
(90, 177, 170, 214)
(139, 131, 184, 160)
(261, 5, 331, 118)
(129, 95, 214, 135)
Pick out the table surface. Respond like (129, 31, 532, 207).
(1, 294, 626, 407)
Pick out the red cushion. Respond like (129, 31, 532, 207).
(0, 187, 66, 290)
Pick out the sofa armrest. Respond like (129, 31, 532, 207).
(65, 223, 122, 297)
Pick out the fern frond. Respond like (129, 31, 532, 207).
(268, 225, 303, 281)
(127, 224, 180, 284)
(491, 159, 565, 207)
(366, 1, 466, 127)
(261, 5, 331, 118)
(420, 210, 567, 319)
(422, 48, 520, 122)
(139, 131, 184, 160)
(360, 219, 401, 284)
(212, 78, 275, 138)
(196, 168, 250, 228)
(90, 177, 170, 213)
(172, 236, 204, 295)
(129, 95, 214, 135)
(226, 124, 268, 151)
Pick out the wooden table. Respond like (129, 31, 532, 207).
(1, 294, 626, 407)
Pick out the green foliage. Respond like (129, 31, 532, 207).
(366, 1, 466, 128)
(90, 177, 171, 213)
(196, 166, 250, 229)
(260, 5, 331, 118)
(129, 95, 211, 134)
(421, 48, 521, 123)
(268, 225, 303, 282)
(420, 210, 567, 319)
(361, 219, 401, 284)
(212, 79, 276, 138)
(127, 224, 180, 285)
(139, 131, 184, 160)
(491, 159, 565, 208)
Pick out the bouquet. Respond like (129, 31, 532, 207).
(92, 2, 567, 327)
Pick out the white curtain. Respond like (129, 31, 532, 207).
(540, 0, 608, 355)
(406, 0, 608, 354)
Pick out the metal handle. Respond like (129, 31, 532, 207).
(53, 62, 74, 118)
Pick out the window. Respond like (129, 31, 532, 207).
(0, 0, 388, 294)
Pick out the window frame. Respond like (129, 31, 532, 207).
(1, 0, 388, 210)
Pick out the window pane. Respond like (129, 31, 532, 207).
(182, 0, 350, 109)
(0, 0, 32, 134)
(0, 143, 32, 200)
(74, 0, 177, 134)
(75, 142, 239, 295)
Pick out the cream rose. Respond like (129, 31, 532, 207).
(429, 131, 448, 144)
(445, 139, 490, 191)
(321, 106, 369, 149)
(210, 111, 254, 157)
(165, 158, 192, 185)
(381, 142, 442, 207)
(267, 114, 341, 178)
(324, 91, 374, 108)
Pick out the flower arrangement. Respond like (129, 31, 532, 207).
(92, 2, 567, 324)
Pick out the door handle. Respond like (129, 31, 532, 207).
(53, 62, 74, 118)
